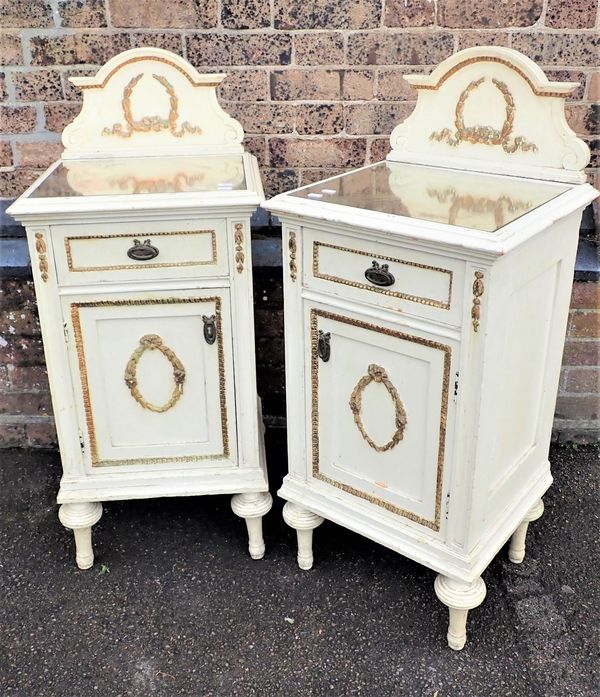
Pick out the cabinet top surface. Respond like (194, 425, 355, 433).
(29, 155, 247, 199)
(289, 161, 570, 233)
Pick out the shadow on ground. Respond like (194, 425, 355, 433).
(0, 436, 598, 697)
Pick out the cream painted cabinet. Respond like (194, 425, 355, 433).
(264, 47, 598, 649)
(8, 48, 272, 568)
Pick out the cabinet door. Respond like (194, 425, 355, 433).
(308, 305, 456, 531)
(63, 290, 236, 469)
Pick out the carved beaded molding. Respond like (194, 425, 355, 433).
(388, 46, 590, 184)
(62, 48, 245, 160)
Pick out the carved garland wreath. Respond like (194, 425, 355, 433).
(124, 334, 186, 413)
(349, 364, 407, 453)
(102, 73, 203, 139)
(430, 77, 537, 154)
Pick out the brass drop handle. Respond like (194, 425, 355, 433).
(127, 238, 159, 261)
(318, 330, 331, 362)
(364, 260, 395, 287)
(203, 314, 217, 345)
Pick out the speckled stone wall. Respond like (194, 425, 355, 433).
(0, 0, 598, 199)
(0, 0, 598, 446)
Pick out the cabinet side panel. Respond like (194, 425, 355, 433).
(466, 213, 581, 555)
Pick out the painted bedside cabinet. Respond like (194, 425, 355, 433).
(263, 47, 597, 649)
(7, 48, 272, 569)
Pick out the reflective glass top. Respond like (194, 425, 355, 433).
(291, 162, 570, 232)
(30, 155, 247, 198)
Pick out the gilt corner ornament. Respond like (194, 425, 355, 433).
(234, 223, 245, 273)
(288, 231, 298, 282)
(34, 232, 49, 283)
(349, 364, 407, 453)
(103, 73, 203, 139)
(430, 77, 538, 154)
(124, 334, 186, 413)
(471, 271, 485, 332)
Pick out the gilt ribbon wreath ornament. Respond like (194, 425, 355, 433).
(103, 73, 203, 139)
(430, 77, 538, 154)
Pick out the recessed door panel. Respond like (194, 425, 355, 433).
(64, 290, 235, 469)
(308, 305, 455, 531)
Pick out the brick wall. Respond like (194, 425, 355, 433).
(0, 0, 598, 197)
(0, 0, 599, 446)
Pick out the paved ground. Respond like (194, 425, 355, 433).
(0, 437, 598, 697)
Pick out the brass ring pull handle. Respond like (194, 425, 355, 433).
(203, 314, 217, 345)
(127, 238, 159, 261)
(364, 261, 395, 287)
(124, 334, 185, 413)
(317, 330, 331, 362)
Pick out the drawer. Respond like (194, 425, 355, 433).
(53, 219, 230, 285)
(303, 228, 464, 326)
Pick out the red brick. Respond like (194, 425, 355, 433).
(61, 68, 99, 101)
(563, 339, 600, 366)
(294, 33, 345, 66)
(348, 31, 454, 65)
(566, 104, 600, 137)
(342, 70, 375, 100)
(376, 69, 417, 100)
(438, 0, 543, 27)
(545, 0, 596, 28)
(14, 70, 63, 101)
(545, 70, 586, 101)
(274, 0, 381, 29)
(0, 106, 38, 134)
(109, 0, 217, 28)
(0, 424, 26, 448)
(295, 104, 344, 135)
(456, 31, 510, 49)
(43, 103, 82, 133)
(10, 366, 49, 392)
(565, 367, 600, 393)
(0, 32, 22, 66)
(30, 33, 131, 66)
(271, 69, 341, 100)
(130, 32, 183, 54)
(227, 103, 295, 135)
(300, 168, 345, 186)
(0, 332, 45, 366)
(222, 0, 270, 29)
(26, 422, 58, 448)
(218, 70, 269, 102)
(0, 141, 12, 167)
(269, 137, 367, 168)
(543, 33, 600, 67)
(0, 0, 53, 27)
(59, 0, 107, 27)
(16, 141, 64, 167)
(588, 73, 600, 102)
(243, 136, 268, 166)
(187, 33, 292, 66)
(570, 310, 600, 338)
(570, 281, 600, 309)
(384, 0, 434, 27)
(555, 395, 599, 422)
(0, 72, 6, 101)
(369, 138, 391, 162)
(261, 168, 299, 198)
(1, 307, 41, 337)
(0, 392, 52, 417)
(345, 103, 414, 135)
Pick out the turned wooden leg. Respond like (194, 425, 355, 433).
(434, 574, 487, 650)
(282, 501, 324, 570)
(508, 498, 544, 564)
(58, 502, 103, 570)
(231, 492, 273, 560)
